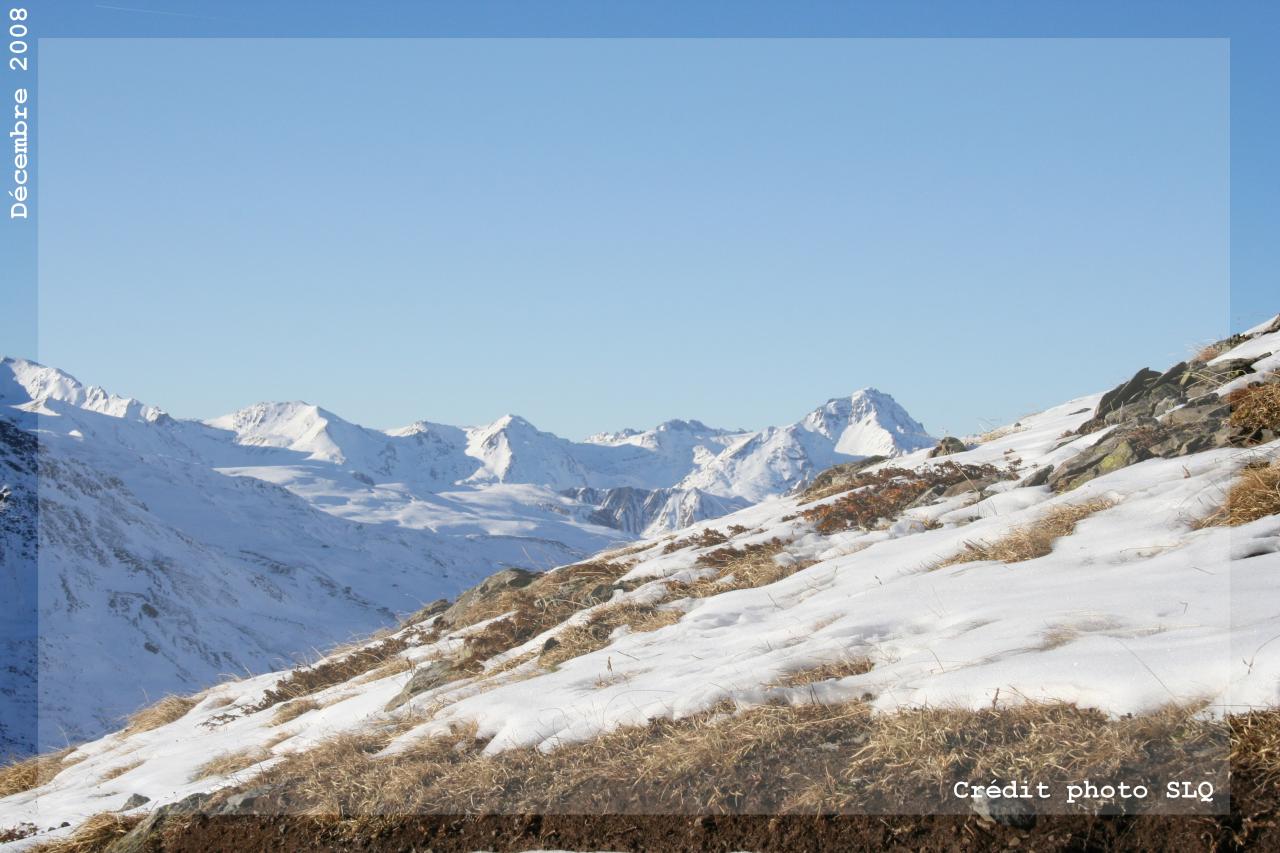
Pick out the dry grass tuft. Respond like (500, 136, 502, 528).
(234, 725, 431, 817)
(771, 657, 874, 688)
(1196, 462, 1280, 528)
(98, 758, 143, 783)
(353, 654, 414, 685)
(191, 734, 288, 781)
(667, 538, 810, 600)
(28, 812, 141, 853)
(0, 747, 76, 796)
(484, 649, 538, 677)
(450, 560, 638, 671)
(936, 499, 1115, 568)
(123, 694, 199, 736)
(251, 637, 412, 713)
(1193, 340, 1233, 363)
(1226, 375, 1280, 433)
(801, 462, 1014, 534)
(662, 527, 730, 554)
(270, 698, 322, 727)
(540, 603, 682, 668)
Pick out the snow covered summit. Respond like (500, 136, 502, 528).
(0, 357, 931, 753)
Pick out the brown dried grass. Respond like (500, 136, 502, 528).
(1193, 340, 1233, 363)
(251, 637, 411, 712)
(228, 698, 1231, 817)
(451, 561, 637, 670)
(662, 527, 730, 554)
(667, 538, 808, 600)
(97, 758, 143, 783)
(801, 462, 1014, 534)
(0, 747, 76, 796)
(1226, 376, 1280, 432)
(353, 654, 414, 685)
(270, 698, 322, 727)
(191, 733, 288, 781)
(1196, 462, 1280, 528)
(770, 657, 875, 688)
(28, 812, 141, 853)
(936, 499, 1115, 567)
(123, 694, 199, 736)
(539, 603, 682, 668)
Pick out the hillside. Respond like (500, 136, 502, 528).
(3, 316, 1276, 850)
(0, 361, 931, 754)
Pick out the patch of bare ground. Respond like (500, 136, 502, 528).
(200, 699, 1232, 822)
(539, 603, 682, 668)
(472, 560, 632, 634)
(769, 657, 875, 688)
(249, 637, 412, 713)
(80, 710, 1280, 852)
(666, 537, 810, 599)
(801, 462, 1014, 534)
(935, 499, 1115, 568)
(662, 526, 730, 554)
(1196, 461, 1280, 528)
(445, 560, 637, 669)
(0, 822, 38, 843)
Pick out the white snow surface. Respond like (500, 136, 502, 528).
(0, 360, 932, 755)
(2, 321, 1278, 847)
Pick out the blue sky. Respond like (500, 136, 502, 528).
(3, 3, 1272, 439)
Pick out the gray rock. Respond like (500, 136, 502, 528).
(1096, 367, 1162, 417)
(970, 792, 1037, 829)
(402, 598, 450, 627)
(119, 793, 150, 810)
(438, 568, 538, 628)
(1019, 465, 1053, 488)
(384, 659, 459, 711)
(104, 792, 212, 853)
(928, 437, 967, 458)
(215, 785, 277, 814)
(941, 475, 1000, 498)
(903, 484, 947, 510)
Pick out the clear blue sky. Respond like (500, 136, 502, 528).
(3, 3, 1273, 439)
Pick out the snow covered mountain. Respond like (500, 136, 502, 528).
(676, 389, 935, 501)
(0, 357, 931, 754)
(4, 317, 1276, 849)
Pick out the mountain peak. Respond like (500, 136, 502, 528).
(2, 356, 165, 422)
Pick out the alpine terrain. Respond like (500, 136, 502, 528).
(0, 360, 932, 755)
(2, 316, 1278, 851)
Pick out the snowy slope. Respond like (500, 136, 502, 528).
(0, 360, 931, 755)
(0, 363, 622, 754)
(4, 319, 1275, 848)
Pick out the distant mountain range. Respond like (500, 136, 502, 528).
(0, 356, 932, 751)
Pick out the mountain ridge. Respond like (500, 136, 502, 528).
(0, 356, 933, 752)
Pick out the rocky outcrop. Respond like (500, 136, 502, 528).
(928, 437, 967, 458)
(1049, 345, 1274, 492)
(564, 485, 751, 535)
(384, 659, 461, 711)
(436, 568, 538, 630)
(1075, 359, 1260, 436)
